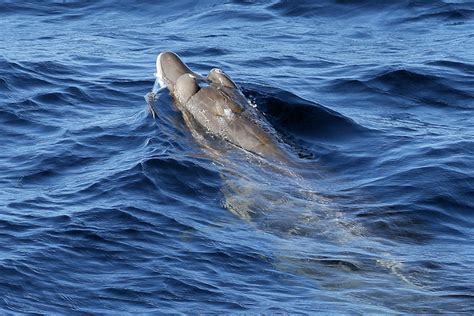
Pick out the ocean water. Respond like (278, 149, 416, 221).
(1, 0, 474, 313)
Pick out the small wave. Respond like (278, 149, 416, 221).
(0, 77, 10, 93)
(267, 0, 410, 19)
(0, 1, 111, 18)
(364, 68, 474, 109)
(140, 157, 221, 200)
(243, 84, 370, 141)
(0, 108, 62, 138)
(390, 3, 474, 24)
(427, 59, 474, 75)
(180, 47, 231, 58)
(353, 163, 474, 241)
(244, 55, 339, 69)
(267, 0, 473, 23)
(190, 6, 274, 26)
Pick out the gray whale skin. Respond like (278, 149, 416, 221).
(155, 51, 288, 161)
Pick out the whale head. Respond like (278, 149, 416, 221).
(155, 51, 195, 89)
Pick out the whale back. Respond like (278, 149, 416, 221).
(208, 68, 238, 89)
(176, 74, 200, 104)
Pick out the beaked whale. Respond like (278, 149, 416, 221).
(153, 51, 289, 162)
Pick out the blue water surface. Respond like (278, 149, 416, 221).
(1, 0, 474, 313)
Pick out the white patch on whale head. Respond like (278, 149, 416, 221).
(155, 52, 166, 88)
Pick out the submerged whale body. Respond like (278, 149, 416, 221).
(154, 51, 289, 161)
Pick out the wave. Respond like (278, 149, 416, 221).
(267, 0, 474, 22)
(330, 67, 474, 109)
(349, 159, 474, 240)
(427, 59, 474, 75)
(2, 0, 472, 27)
(369, 69, 474, 108)
(243, 84, 370, 142)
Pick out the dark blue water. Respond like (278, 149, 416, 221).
(1, 0, 474, 313)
